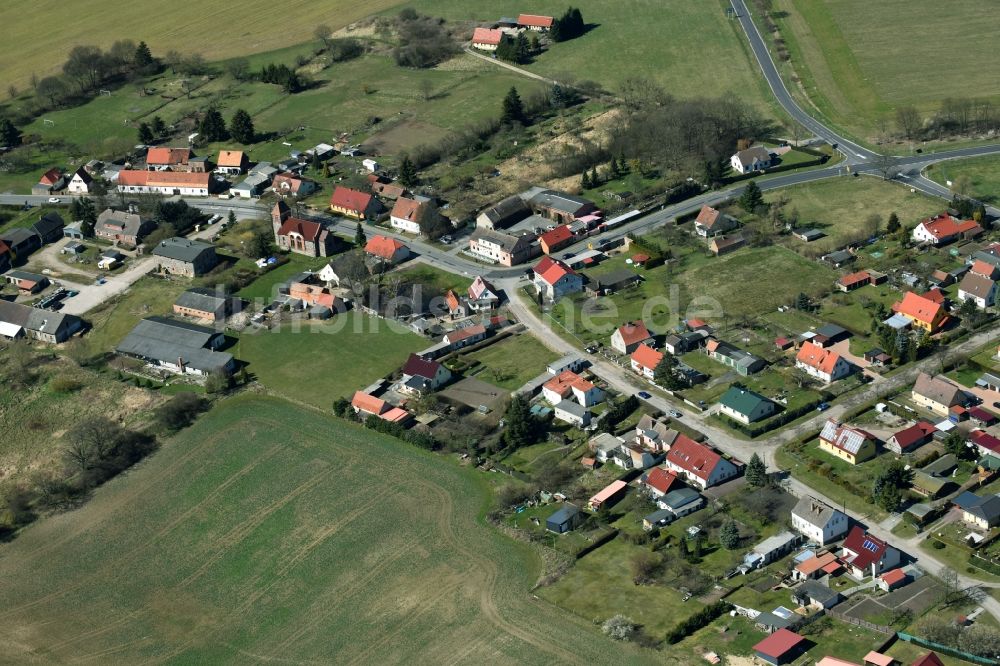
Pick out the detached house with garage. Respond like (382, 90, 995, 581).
(630, 343, 663, 379)
(893, 291, 949, 333)
(912, 372, 966, 416)
(532, 256, 582, 301)
(471, 27, 503, 50)
(365, 235, 409, 265)
(611, 321, 653, 355)
(399, 353, 452, 396)
(791, 496, 849, 545)
(543, 370, 603, 407)
(912, 212, 982, 246)
(467, 276, 500, 310)
(819, 418, 878, 465)
(95, 208, 155, 246)
(664, 435, 739, 489)
(214, 150, 248, 175)
(694, 205, 739, 237)
(796, 341, 852, 383)
(840, 527, 900, 579)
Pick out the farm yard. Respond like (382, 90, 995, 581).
(768, 0, 1000, 143)
(0, 396, 654, 663)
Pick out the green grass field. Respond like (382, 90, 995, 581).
(392, 263, 474, 294)
(0, 396, 653, 663)
(81, 276, 190, 353)
(235, 312, 427, 404)
(770, 0, 1000, 142)
(463, 333, 559, 390)
(928, 156, 1000, 204)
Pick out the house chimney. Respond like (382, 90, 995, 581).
(177, 357, 185, 372)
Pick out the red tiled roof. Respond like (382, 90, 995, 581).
(146, 147, 191, 165)
(272, 172, 308, 194)
(910, 652, 945, 666)
(540, 224, 573, 250)
(894, 291, 942, 326)
(838, 270, 871, 288)
(277, 216, 324, 242)
(381, 407, 411, 423)
(842, 526, 890, 570)
(631, 343, 663, 371)
(402, 353, 442, 380)
(517, 13, 554, 27)
(365, 235, 406, 260)
(796, 341, 844, 374)
(880, 568, 907, 586)
(969, 407, 998, 424)
(447, 323, 486, 343)
(216, 150, 245, 167)
(665, 435, 722, 481)
(631, 253, 650, 263)
(753, 628, 805, 659)
(695, 205, 720, 228)
(330, 186, 373, 214)
(919, 213, 981, 241)
(543, 370, 595, 397)
(863, 651, 894, 666)
(971, 429, 1000, 453)
(616, 321, 652, 347)
(117, 170, 210, 187)
(533, 256, 574, 286)
(796, 551, 839, 576)
(891, 422, 936, 451)
(472, 27, 503, 45)
(39, 167, 61, 185)
(391, 196, 424, 223)
(922, 288, 946, 305)
(351, 391, 387, 415)
(643, 467, 678, 494)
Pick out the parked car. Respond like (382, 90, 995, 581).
(669, 410, 682, 419)
(637, 391, 651, 399)
(817, 402, 830, 412)
(48, 197, 60, 203)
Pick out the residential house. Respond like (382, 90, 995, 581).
(793, 552, 842, 581)
(116, 316, 235, 376)
(796, 341, 853, 383)
(369, 177, 406, 200)
(145, 147, 193, 171)
(0, 301, 84, 343)
(718, 386, 777, 424)
(0, 228, 41, 261)
(230, 172, 271, 198)
(467, 276, 500, 310)
(957, 261, 999, 308)
(66, 167, 93, 194)
(152, 237, 218, 277)
(744, 531, 802, 571)
(471, 27, 503, 50)
(32, 167, 65, 195)
(287, 282, 341, 310)
(173, 287, 235, 322)
(476, 195, 532, 230)
(753, 629, 807, 665)
(791, 496, 849, 545)
(364, 235, 409, 265)
(635, 414, 679, 452)
(610, 321, 653, 355)
(330, 186, 381, 219)
(545, 503, 583, 533)
(586, 269, 641, 295)
(444, 290, 466, 318)
(664, 330, 708, 355)
(955, 492, 1000, 529)
(912, 212, 982, 246)
(31, 212, 65, 244)
(400, 353, 452, 395)
(664, 435, 739, 489)
(612, 443, 658, 470)
(640, 467, 679, 499)
(517, 14, 554, 30)
(705, 339, 766, 376)
(351, 391, 388, 417)
(878, 568, 909, 592)
(468, 229, 537, 266)
(694, 205, 739, 237)
(532, 256, 582, 301)
(710, 234, 746, 256)
(730, 145, 772, 174)
(630, 343, 663, 379)
(214, 150, 248, 175)
(588, 479, 627, 511)
(443, 323, 487, 349)
(912, 372, 966, 416)
(5, 270, 49, 294)
(554, 400, 591, 427)
(657, 487, 704, 516)
(542, 370, 603, 407)
(117, 170, 210, 196)
(389, 197, 425, 235)
(271, 202, 337, 257)
(589, 432, 624, 464)
(792, 580, 841, 610)
(840, 527, 900, 579)
(818, 418, 878, 464)
(95, 208, 154, 246)
(539, 224, 574, 255)
(271, 172, 317, 197)
(527, 188, 597, 224)
(886, 421, 936, 454)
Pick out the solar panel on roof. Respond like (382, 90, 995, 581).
(862, 539, 879, 553)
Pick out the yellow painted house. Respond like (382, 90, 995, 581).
(818, 418, 878, 465)
(893, 291, 947, 333)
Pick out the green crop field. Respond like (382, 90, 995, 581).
(928, 156, 1000, 204)
(235, 312, 427, 405)
(0, 396, 653, 663)
(770, 0, 1000, 142)
(0, 0, 407, 89)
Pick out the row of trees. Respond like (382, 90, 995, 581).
(895, 97, 1000, 140)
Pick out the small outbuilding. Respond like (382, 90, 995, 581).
(753, 628, 807, 665)
(546, 503, 583, 533)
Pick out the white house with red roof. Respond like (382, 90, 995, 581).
(399, 353, 451, 395)
(630, 343, 663, 379)
(471, 27, 504, 50)
(694, 205, 739, 237)
(443, 323, 487, 349)
(467, 276, 500, 310)
(663, 435, 739, 489)
(364, 235, 409, 264)
(389, 196, 426, 235)
(542, 370, 603, 407)
(640, 467, 679, 499)
(532, 256, 582, 301)
(517, 13, 554, 30)
(912, 213, 983, 246)
(795, 340, 852, 383)
(839, 526, 900, 579)
(611, 321, 653, 354)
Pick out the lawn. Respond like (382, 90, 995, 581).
(392, 262, 473, 294)
(769, 176, 943, 254)
(0, 396, 653, 663)
(928, 155, 1000, 204)
(768, 0, 1000, 144)
(80, 275, 190, 354)
(462, 333, 559, 391)
(236, 255, 328, 303)
(235, 312, 427, 404)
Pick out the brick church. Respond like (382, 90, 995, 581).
(271, 202, 338, 257)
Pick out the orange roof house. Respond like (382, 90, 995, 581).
(364, 235, 408, 263)
(471, 27, 504, 47)
(215, 150, 248, 173)
(630, 343, 663, 376)
(795, 341, 851, 382)
(517, 14, 554, 29)
(913, 212, 982, 245)
(38, 168, 62, 185)
(351, 391, 387, 416)
(146, 147, 192, 167)
(539, 225, 574, 254)
(893, 291, 947, 332)
(330, 186, 378, 219)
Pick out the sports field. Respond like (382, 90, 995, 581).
(0, 397, 652, 663)
(771, 0, 1000, 141)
